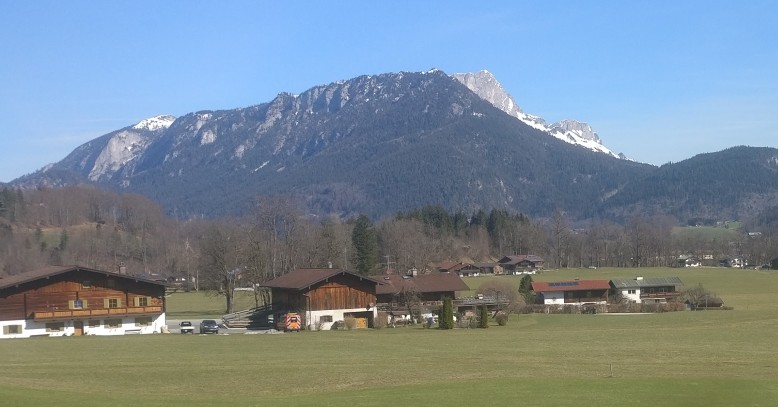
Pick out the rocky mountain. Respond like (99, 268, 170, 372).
(452, 70, 620, 158)
(12, 69, 778, 223)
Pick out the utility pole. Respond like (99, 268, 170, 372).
(383, 255, 396, 274)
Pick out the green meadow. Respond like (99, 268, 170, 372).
(1, 267, 777, 406)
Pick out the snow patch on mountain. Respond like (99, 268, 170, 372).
(453, 70, 622, 159)
(132, 115, 175, 131)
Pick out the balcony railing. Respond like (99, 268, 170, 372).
(563, 297, 607, 304)
(33, 306, 163, 321)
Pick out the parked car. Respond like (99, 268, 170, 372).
(179, 321, 194, 334)
(199, 319, 220, 334)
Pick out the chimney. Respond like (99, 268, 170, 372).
(327, 261, 333, 269)
(118, 263, 126, 275)
(410, 268, 418, 277)
(636, 276, 643, 281)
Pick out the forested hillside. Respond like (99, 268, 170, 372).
(2, 186, 776, 289)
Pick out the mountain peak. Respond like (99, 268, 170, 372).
(132, 115, 176, 131)
(452, 70, 622, 158)
(549, 120, 601, 144)
(451, 71, 523, 118)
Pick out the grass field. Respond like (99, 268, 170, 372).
(2, 267, 777, 406)
(166, 291, 259, 318)
(671, 223, 742, 241)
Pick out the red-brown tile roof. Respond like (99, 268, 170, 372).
(0, 265, 166, 290)
(531, 279, 610, 292)
(373, 272, 470, 296)
(262, 268, 381, 290)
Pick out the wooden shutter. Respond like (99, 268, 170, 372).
(104, 299, 110, 308)
(133, 297, 140, 307)
(69, 300, 75, 309)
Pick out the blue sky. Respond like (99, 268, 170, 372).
(2, 1, 777, 182)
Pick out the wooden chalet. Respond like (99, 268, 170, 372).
(499, 255, 544, 273)
(262, 268, 380, 329)
(610, 277, 683, 304)
(531, 279, 610, 307)
(0, 265, 166, 339)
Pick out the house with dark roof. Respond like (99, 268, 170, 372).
(531, 279, 610, 307)
(610, 276, 683, 304)
(499, 255, 544, 274)
(449, 262, 501, 277)
(373, 271, 470, 304)
(0, 265, 166, 339)
(262, 268, 381, 330)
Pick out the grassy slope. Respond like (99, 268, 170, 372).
(166, 291, 259, 318)
(1, 268, 777, 406)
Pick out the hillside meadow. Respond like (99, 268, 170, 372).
(1, 267, 777, 406)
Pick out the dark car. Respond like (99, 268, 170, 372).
(199, 319, 220, 334)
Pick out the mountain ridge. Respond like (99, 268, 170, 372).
(10, 69, 778, 224)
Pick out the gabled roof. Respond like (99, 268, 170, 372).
(436, 261, 459, 272)
(532, 279, 610, 292)
(610, 277, 683, 289)
(373, 272, 470, 296)
(262, 268, 380, 291)
(499, 255, 544, 265)
(0, 265, 166, 291)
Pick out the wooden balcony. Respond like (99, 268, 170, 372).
(564, 297, 606, 304)
(33, 306, 163, 321)
(640, 292, 679, 299)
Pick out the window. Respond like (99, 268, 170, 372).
(319, 315, 333, 323)
(105, 298, 121, 308)
(104, 319, 121, 328)
(81, 280, 92, 289)
(69, 299, 88, 309)
(88, 320, 100, 328)
(627, 289, 636, 295)
(133, 296, 150, 307)
(46, 322, 65, 332)
(135, 317, 152, 327)
(3, 325, 22, 335)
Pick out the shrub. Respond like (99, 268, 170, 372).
(343, 316, 357, 330)
(374, 312, 390, 329)
(495, 311, 509, 326)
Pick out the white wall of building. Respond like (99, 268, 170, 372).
(307, 308, 377, 330)
(0, 313, 166, 339)
(619, 288, 642, 303)
(542, 291, 565, 305)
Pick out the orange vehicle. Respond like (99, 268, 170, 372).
(281, 312, 301, 332)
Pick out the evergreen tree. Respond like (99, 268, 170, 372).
(351, 214, 378, 275)
(519, 274, 534, 303)
(59, 228, 69, 251)
(439, 297, 454, 329)
(479, 304, 489, 328)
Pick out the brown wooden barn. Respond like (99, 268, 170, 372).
(0, 265, 166, 338)
(262, 268, 381, 329)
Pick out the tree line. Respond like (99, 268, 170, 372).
(2, 186, 777, 311)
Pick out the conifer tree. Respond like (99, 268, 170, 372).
(351, 214, 378, 275)
(479, 305, 489, 328)
(439, 297, 454, 329)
